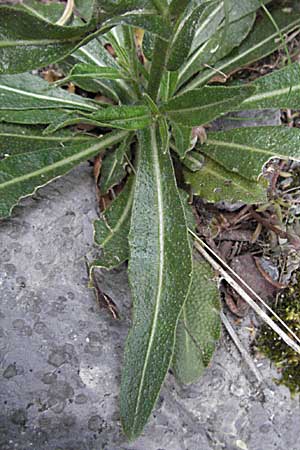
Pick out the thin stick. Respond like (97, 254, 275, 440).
(190, 232, 300, 355)
(220, 311, 263, 383)
(190, 228, 300, 348)
(56, 0, 74, 26)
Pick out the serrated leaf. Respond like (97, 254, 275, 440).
(184, 154, 267, 203)
(93, 175, 134, 269)
(185, 7, 300, 90)
(171, 122, 193, 159)
(0, 123, 95, 158)
(167, 4, 206, 71)
(0, 5, 97, 74)
(0, 129, 128, 218)
(173, 259, 221, 384)
(179, 12, 255, 87)
(161, 85, 255, 127)
(240, 62, 300, 110)
(0, 73, 97, 112)
(120, 125, 192, 440)
(99, 134, 132, 194)
(202, 127, 300, 181)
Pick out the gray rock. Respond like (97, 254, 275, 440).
(0, 112, 299, 449)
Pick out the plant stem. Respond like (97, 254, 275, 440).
(147, 37, 169, 101)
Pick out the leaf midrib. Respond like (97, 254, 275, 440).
(133, 126, 165, 428)
(0, 84, 97, 111)
(100, 186, 133, 247)
(0, 130, 127, 189)
(243, 83, 300, 104)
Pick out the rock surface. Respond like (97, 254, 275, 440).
(1, 111, 300, 450)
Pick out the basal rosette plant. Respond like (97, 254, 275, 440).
(1, 0, 300, 440)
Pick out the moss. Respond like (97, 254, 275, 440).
(256, 272, 300, 395)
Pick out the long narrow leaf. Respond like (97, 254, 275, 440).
(0, 5, 96, 74)
(0, 73, 97, 111)
(173, 259, 221, 384)
(0, 130, 128, 218)
(240, 62, 300, 110)
(183, 8, 300, 91)
(184, 155, 267, 203)
(161, 85, 255, 127)
(120, 125, 192, 439)
(93, 176, 134, 269)
(202, 127, 300, 180)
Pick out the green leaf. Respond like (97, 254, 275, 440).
(45, 105, 152, 133)
(0, 129, 128, 218)
(62, 63, 131, 83)
(120, 125, 192, 439)
(182, 150, 204, 172)
(0, 109, 71, 125)
(69, 36, 132, 102)
(202, 127, 300, 181)
(189, 0, 265, 55)
(158, 116, 170, 154)
(178, 12, 255, 87)
(93, 175, 134, 269)
(161, 85, 256, 127)
(0, 5, 96, 74)
(185, 7, 300, 90)
(0, 73, 97, 112)
(240, 62, 300, 110)
(171, 122, 193, 159)
(173, 259, 221, 385)
(0, 123, 96, 158)
(18, 0, 66, 23)
(167, 4, 206, 71)
(99, 134, 132, 194)
(184, 154, 267, 203)
(89, 105, 152, 130)
(103, 10, 172, 41)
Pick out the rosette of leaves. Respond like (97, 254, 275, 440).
(1, 0, 300, 440)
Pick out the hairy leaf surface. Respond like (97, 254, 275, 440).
(99, 134, 132, 194)
(0, 130, 128, 218)
(185, 8, 300, 90)
(179, 12, 255, 86)
(93, 176, 134, 269)
(240, 62, 300, 110)
(173, 259, 221, 384)
(120, 125, 192, 439)
(161, 86, 255, 126)
(202, 127, 300, 180)
(0, 123, 95, 158)
(184, 155, 267, 203)
(0, 73, 97, 111)
(0, 5, 96, 74)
